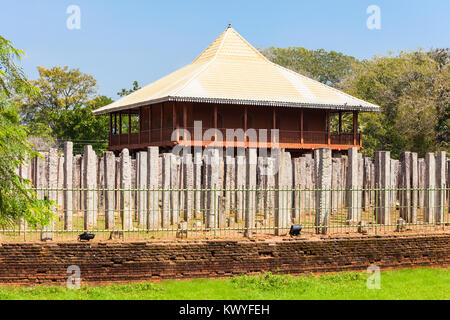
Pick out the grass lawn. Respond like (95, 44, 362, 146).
(0, 267, 448, 300)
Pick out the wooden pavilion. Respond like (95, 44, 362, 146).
(93, 26, 379, 154)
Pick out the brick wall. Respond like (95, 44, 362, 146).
(0, 234, 448, 285)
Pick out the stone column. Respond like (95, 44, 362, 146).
(137, 151, 148, 227)
(436, 151, 446, 224)
(410, 152, 418, 223)
(265, 156, 276, 219)
(245, 148, 257, 237)
(42, 148, 57, 240)
(183, 153, 194, 221)
(104, 151, 115, 229)
(257, 156, 267, 220)
(120, 148, 132, 230)
(57, 156, 64, 208)
(362, 157, 372, 210)
(375, 151, 391, 224)
(235, 155, 246, 223)
(424, 153, 436, 223)
(315, 148, 332, 234)
(293, 157, 302, 223)
(206, 149, 220, 229)
(346, 147, 361, 223)
(83, 145, 97, 230)
(400, 152, 412, 222)
(193, 150, 202, 219)
(275, 149, 292, 236)
(161, 153, 172, 228)
(147, 147, 159, 229)
(170, 155, 180, 225)
(63, 142, 73, 230)
(224, 153, 236, 219)
(331, 157, 343, 213)
(418, 158, 425, 208)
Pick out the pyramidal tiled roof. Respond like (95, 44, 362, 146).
(93, 26, 379, 115)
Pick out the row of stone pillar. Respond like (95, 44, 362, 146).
(17, 143, 449, 238)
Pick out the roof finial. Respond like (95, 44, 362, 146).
(227, 23, 231, 29)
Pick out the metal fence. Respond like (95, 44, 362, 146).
(1, 187, 449, 242)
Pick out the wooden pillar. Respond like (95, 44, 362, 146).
(148, 106, 152, 143)
(114, 113, 117, 135)
(327, 111, 331, 146)
(183, 103, 187, 129)
(214, 104, 218, 141)
(128, 110, 131, 145)
(353, 111, 358, 146)
(173, 102, 178, 141)
(109, 113, 112, 145)
(338, 111, 342, 133)
(160, 103, 164, 143)
(139, 107, 142, 144)
(300, 109, 304, 144)
(244, 106, 248, 146)
(272, 108, 276, 129)
(119, 112, 122, 134)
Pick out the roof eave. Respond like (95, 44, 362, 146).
(92, 96, 380, 115)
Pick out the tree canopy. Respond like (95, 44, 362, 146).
(339, 49, 449, 158)
(19, 66, 110, 153)
(261, 47, 358, 86)
(264, 46, 449, 158)
(0, 36, 52, 227)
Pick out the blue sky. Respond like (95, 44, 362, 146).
(1, 0, 449, 98)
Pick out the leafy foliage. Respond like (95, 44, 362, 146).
(262, 47, 358, 86)
(117, 80, 141, 97)
(0, 36, 52, 227)
(19, 66, 110, 152)
(340, 50, 449, 158)
(264, 46, 449, 158)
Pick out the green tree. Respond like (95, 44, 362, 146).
(117, 80, 141, 97)
(0, 36, 52, 227)
(340, 50, 449, 158)
(19, 66, 111, 152)
(261, 47, 358, 86)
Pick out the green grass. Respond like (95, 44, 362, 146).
(0, 267, 448, 300)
